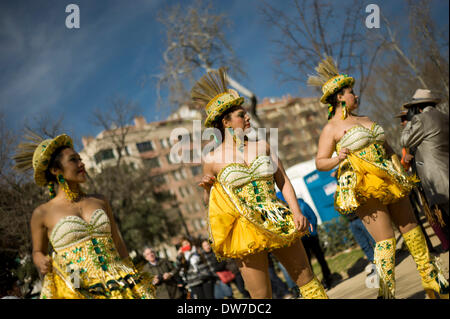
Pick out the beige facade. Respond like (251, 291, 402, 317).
(80, 105, 208, 239)
(256, 95, 327, 168)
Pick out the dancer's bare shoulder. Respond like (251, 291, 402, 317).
(320, 121, 339, 141)
(31, 203, 48, 225)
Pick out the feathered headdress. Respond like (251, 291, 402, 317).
(307, 55, 354, 105)
(13, 130, 45, 173)
(191, 67, 244, 128)
(13, 130, 73, 187)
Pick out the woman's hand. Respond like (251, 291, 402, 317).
(293, 213, 312, 233)
(33, 252, 51, 275)
(338, 148, 350, 162)
(198, 175, 216, 191)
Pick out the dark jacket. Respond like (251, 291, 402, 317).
(202, 250, 227, 273)
(142, 258, 184, 299)
(177, 247, 215, 289)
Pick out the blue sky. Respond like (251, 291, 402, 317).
(0, 0, 448, 148)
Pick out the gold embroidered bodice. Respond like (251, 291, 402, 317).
(336, 123, 385, 152)
(217, 155, 276, 188)
(40, 210, 155, 299)
(46, 209, 153, 297)
(216, 155, 293, 235)
(50, 209, 111, 251)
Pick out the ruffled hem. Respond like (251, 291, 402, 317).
(355, 171, 417, 205)
(335, 153, 419, 215)
(210, 215, 304, 260)
(208, 182, 306, 260)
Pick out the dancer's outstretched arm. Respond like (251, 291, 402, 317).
(266, 141, 311, 234)
(199, 161, 215, 206)
(316, 124, 348, 171)
(30, 206, 50, 275)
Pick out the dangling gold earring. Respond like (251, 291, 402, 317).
(341, 101, 348, 120)
(57, 174, 83, 202)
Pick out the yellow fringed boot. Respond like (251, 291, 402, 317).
(374, 237, 396, 299)
(402, 226, 449, 299)
(299, 276, 328, 299)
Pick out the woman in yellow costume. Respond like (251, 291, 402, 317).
(13, 132, 155, 299)
(310, 56, 448, 299)
(193, 68, 328, 299)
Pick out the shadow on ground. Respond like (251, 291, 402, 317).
(345, 248, 412, 280)
(395, 248, 411, 266)
(406, 290, 426, 299)
(346, 257, 370, 278)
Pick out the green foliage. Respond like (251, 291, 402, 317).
(317, 217, 357, 257)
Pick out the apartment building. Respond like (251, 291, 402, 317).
(256, 95, 327, 168)
(80, 105, 207, 239)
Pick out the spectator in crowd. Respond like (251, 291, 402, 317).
(176, 237, 216, 299)
(200, 239, 233, 299)
(398, 92, 449, 252)
(400, 89, 449, 217)
(396, 110, 440, 253)
(142, 247, 185, 299)
(0, 273, 22, 299)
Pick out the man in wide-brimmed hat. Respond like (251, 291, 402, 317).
(400, 89, 449, 251)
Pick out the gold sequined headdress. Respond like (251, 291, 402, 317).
(13, 131, 73, 187)
(191, 67, 244, 128)
(307, 55, 355, 105)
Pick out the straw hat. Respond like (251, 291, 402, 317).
(191, 67, 244, 128)
(14, 133, 73, 186)
(394, 106, 408, 118)
(403, 89, 441, 108)
(307, 55, 355, 104)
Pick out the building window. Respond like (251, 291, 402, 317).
(143, 157, 161, 168)
(173, 170, 182, 181)
(151, 174, 166, 184)
(136, 141, 154, 153)
(190, 166, 202, 176)
(94, 149, 115, 164)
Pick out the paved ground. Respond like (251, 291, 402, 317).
(326, 218, 449, 299)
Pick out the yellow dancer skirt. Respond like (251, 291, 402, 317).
(208, 181, 305, 260)
(335, 144, 419, 215)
